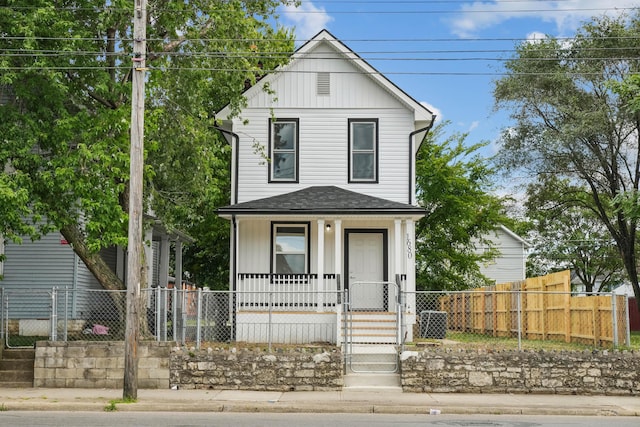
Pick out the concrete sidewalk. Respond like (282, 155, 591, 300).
(0, 388, 638, 416)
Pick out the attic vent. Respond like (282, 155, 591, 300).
(317, 72, 330, 95)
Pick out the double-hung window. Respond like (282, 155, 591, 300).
(272, 223, 309, 275)
(349, 119, 378, 182)
(269, 118, 299, 182)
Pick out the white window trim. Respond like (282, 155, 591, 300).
(348, 118, 378, 183)
(272, 222, 310, 275)
(269, 118, 299, 183)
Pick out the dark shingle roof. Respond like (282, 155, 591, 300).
(218, 186, 425, 216)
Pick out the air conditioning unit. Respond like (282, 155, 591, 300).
(420, 311, 447, 339)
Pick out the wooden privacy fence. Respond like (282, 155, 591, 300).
(439, 270, 629, 347)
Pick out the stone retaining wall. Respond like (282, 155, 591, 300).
(401, 348, 640, 395)
(34, 341, 170, 389)
(170, 345, 343, 391)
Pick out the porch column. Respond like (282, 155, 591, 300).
(404, 219, 415, 294)
(159, 235, 170, 288)
(333, 219, 342, 345)
(158, 234, 170, 340)
(175, 240, 183, 289)
(405, 219, 417, 342)
(394, 219, 402, 282)
(144, 228, 154, 288)
(317, 219, 325, 312)
(334, 219, 342, 289)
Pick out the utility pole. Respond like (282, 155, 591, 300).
(124, 0, 147, 400)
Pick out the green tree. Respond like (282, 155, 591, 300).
(415, 122, 505, 291)
(524, 178, 625, 293)
(493, 13, 640, 304)
(0, 1, 295, 290)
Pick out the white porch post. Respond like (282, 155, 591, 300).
(234, 218, 240, 290)
(394, 219, 402, 279)
(405, 219, 416, 293)
(317, 219, 325, 312)
(404, 218, 416, 342)
(334, 219, 342, 345)
(334, 219, 342, 289)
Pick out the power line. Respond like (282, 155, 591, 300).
(2, 4, 637, 14)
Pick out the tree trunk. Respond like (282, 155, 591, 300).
(60, 224, 126, 320)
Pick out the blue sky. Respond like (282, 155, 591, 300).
(276, 0, 638, 168)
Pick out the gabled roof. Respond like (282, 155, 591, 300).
(498, 225, 531, 248)
(217, 29, 434, 124)
(217, 186, 426, 217)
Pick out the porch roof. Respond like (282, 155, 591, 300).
(217, 186, 425, 217)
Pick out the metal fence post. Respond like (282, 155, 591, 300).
(268, 290, 273, 353)
(172, 287, 177, 342)
(624, 295, 631, 347)
(196, 288, 202, 349)
(63, 288, 69, 342)
(611, 292, 618, 347)
(50, 287, 58, 341)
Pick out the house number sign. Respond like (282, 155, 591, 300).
(406, 233, 413, 259)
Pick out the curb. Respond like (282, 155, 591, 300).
(1, 400, 638, 416)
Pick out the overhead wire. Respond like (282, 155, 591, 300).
(2, 3, 640, 76)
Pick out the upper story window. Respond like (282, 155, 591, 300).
(272, 223, 309, 274)
(348, 119, 378, 183)
(269, 118, 299, 182)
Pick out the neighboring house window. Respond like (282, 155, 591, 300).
(348, 118, 378, 182)
(269, 118, 299, 182)
(272, 223, 309, 274)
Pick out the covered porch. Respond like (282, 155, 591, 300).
(218, 186, 424, 344)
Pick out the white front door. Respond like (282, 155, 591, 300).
(347, 231, 386, 311)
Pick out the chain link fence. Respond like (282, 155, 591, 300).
(412, 290, 631, 350)
(1, 286, 633, 351)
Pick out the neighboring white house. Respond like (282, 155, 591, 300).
(475, 225, 530, 285)
(216, 30, 436, 345)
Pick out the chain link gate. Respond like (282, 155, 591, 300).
(2, 288, 56, 348)
(343, 281, 402, 373)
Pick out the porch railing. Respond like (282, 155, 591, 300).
(237, 273, 339, 311)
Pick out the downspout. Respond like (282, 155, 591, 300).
(408, 117, 436, 205)
(213, 125, 240, 206)
(231, 215, 237, 292)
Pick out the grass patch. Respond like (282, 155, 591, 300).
(409, 331, 631, 352)
(0, 403, 7, 412)
(7, 336, 48, 347)
(104, 397, 137, 412)
(630, 331, 640, 348)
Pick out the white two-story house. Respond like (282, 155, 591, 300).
(216, 30, 435, 346)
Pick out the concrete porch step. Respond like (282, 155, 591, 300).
(345, 344, 398, 373)
(343, 373, 402, 390)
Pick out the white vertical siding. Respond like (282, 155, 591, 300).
(232, 42, 416, 205)
(234, 108, 413, 204)
(237, 217, 407, 281)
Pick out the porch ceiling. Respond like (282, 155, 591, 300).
(217, 186, 425, 218)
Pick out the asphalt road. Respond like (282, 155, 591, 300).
(0, 412, 638, 427)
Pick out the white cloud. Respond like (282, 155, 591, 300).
(468, 120, 480, 131)
(280, 2, 333, 42)
(421, 101, 443, 122)
(526, 31, 548, 42)
(449, 0, 638, 37)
